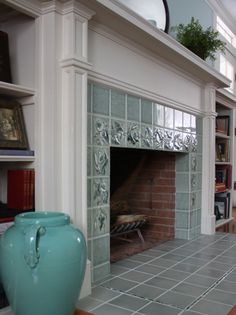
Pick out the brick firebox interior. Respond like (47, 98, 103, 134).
(110, 148, 176, 244)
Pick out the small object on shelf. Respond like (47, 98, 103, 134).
(7, 169, 35, 210)
(215, 138, 230, 162)
(0, 99, 29, 149)
(216, 115, 230, 136)
(0, 31, 12, 83)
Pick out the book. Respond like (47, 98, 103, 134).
(7, 169, 35, 210)
(0, 31, 12, 83)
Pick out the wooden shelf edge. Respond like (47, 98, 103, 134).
(0, 81, 35, 98)
(0, 156, 35, 162)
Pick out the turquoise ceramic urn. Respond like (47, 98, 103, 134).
(0, 211, 87, 315)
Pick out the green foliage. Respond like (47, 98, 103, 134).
(171, 17, 226, 61)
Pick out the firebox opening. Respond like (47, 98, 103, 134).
(110, 147, 176, 262)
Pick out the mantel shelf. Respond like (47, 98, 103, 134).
(0, 81, 35, 98)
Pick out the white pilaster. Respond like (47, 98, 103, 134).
(201, 84, 217, 234)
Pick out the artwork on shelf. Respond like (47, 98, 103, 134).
(216, 115, 229, 136)
(216, 138, 230, 162)
(0, 99, 29, 149)
(215, 192, 230, 219)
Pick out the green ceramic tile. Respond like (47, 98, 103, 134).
(111, 90, 126, 119)
(87, 239, 92, 261)
(191, 115, 196, 133)
(190, 210, 197, 228)
(93, 116, 109, 146)
(87, 209, 92, 238)
(196, 117, 203, 135)
(111, 119, 126, 146)
(88, 82, 92, 113)
(197, 154, 202, 172)
(141, 124, 153, 148)
(127, 95, 140, 121)
(196, 209, 201, 225)
(197, 135, 202, 153)
(191, 174, 197, 191)
(87, 114, 92, 145)
(175, 229, 189, 239)
(93, 84, 110, 115)
(197, 173, 202, 190)
(190, 192, 197, 210)
(93, 206, 110, 237)
(93, 262, 110, 283)
(175, 110, 183, 130)
(87, 179, 92, 208)
(165, 107, 174, 128)
(141, 99, 152, 124)
(154, 103, 164, 126)
(93, 147, 109, 176)
(176, 211, 189, 229)
(93, 235, 110, 266)
(176, 193, 190, 210)
(127, 121, 141, 147)
(183, 113, 191, 132)
(190, 154, 197, 172)
(176, 173, 190, 192)
(92, 178, 109, 207)
(87, 147, 92, 176)
(176, 154, 190, 172)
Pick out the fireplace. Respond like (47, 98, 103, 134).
(87, 82, 202, 282)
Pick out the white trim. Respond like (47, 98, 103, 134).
(88, 71, 205, 116)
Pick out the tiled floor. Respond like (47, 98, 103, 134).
(77, 233, 236, 315)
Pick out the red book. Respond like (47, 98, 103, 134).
(7, 169, 34, 210)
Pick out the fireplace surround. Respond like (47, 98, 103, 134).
(87, 82, 202, 283)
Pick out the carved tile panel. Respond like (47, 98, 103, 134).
(127, 122, 140, 147)
(111, 120, 126, 146)
(93, 117, 109, 146)
(93, 178, 109, 206)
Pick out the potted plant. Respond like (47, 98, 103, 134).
(171, 17, 226, 61)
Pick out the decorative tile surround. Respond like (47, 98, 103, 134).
(87, 82, 202, 283)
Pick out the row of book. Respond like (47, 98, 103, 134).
(0, 169, 35, 226)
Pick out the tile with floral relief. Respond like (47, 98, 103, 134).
(93, 147, 109, 176)
(93, 84, 110, 115)
(190, 154, 197, 172)
(111, 119, 126, 146)
(183, 133, 195, 152)
(163, 129, 174, 150)
(173, 132, 183, 151)
(191, 174, 197, 191)
(92, 178, 109, 207)
(127, 122, 140, 147)
(141, 124, 153, 148)
(93, 116, 109, 146)
(153, 127, 164, 149)
(93, 206, 110, 237)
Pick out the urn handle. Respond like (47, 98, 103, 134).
(24, 225, 44, 269)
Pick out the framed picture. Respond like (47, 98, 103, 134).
(216, 116, 229, 136)
(216, 138, 229, 162)
(0, 99, 28, 149)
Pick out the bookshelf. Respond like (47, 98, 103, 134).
(215, 102, 234, 227)
(0, 7, 36, 224)
(0, 4, 36, 311)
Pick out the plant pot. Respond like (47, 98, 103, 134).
(0, 211, 87, 315)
